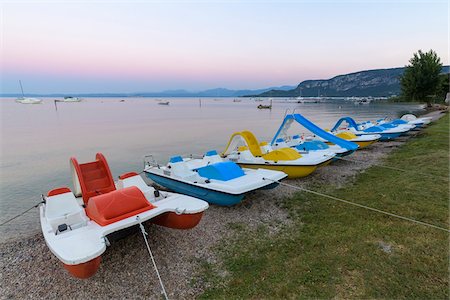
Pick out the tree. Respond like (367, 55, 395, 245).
(400, 50, 443, 106)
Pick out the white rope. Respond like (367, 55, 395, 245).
(136, 216, 169, 300)
(263, 178, 450, 233)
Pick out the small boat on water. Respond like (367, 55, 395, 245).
(270, 113, 359, 158)
(222, 131, 335, 178)
(15, 80, 42, 104)
(331, 117, 411, 141)
(62, 96, 82, 102)
(157, 101, 170, 105)
(257, 99, 272, 109)
(144, 150, 287, 206)
(353, 98, 372, 105)
(16, 97, 42, 104)
(40, 153, 208, 279)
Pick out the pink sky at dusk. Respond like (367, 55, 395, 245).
(0, 1, 448, 93)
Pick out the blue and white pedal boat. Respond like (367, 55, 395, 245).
(376, 115, 430, 130)
(270, 113, 359, 158)
(400, 114, 432, 128)
(144, 151, 287, 206)
(332, 117, 411, 141)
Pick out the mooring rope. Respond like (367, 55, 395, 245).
(136, 216, 169, 300)
(262, 178, 450, 233)
(0, 197, 44, 227)
(333, 156, 449, 181)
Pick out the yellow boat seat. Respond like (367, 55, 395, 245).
(262, 148, 301, 161)
(335, 132, 358, 140)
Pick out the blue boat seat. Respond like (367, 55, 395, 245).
(363, 125, 386, 133)
(202, 150, 223, 165)
(169, 157, 199, 179)
(196, 161, 245, 181)
(296, 140, 329, 151)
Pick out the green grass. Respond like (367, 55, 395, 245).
(200, 114, 449, 299)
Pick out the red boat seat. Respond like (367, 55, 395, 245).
(85, 186, 155, 226)
(71, 153, 116, 205)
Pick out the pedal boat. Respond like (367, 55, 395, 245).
(270, 113, 359, 157)
(400, 114, 432, 127)
(325, 131, 380, 149)
(144, 150, 287, 206)
(376, 115, 429, 130)
(332, 117, 410, 141)
(222, 131, 335, 178)
(40, 153, 208, 279)
(371, 118, 416, 132)
(273, 136, 350, 158)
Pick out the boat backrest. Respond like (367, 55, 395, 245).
(168, 156, 197, 179)
(117, 172, 156, 201)
(70, 153, 116, 205)
(273, 138, 289, 149)
(202, 150, 223, 165)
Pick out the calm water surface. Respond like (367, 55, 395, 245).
(0, 97, 424, 241)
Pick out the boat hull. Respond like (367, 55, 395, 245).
(151, 211, 204, 229)
(237, 163, 317, 178)
(327, 140, 375, 149)
(353, 140, 377, 148)
(63, 256, 101, 279)
(378, 132, 402, 141)
(145, 173, 245, 206)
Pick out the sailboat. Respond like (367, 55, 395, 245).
(15, 81, 42, 104)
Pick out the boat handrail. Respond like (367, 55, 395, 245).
(283, 108, 292, 119)
(143, 154, 159, 168)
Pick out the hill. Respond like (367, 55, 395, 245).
(251, 66, 450, 97)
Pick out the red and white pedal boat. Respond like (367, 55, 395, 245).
(40, 153, 208, 279)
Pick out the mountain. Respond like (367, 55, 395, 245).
(132, 85, 296, 97)
(250, 66, 450, 98)
(0, 85, 295, 98)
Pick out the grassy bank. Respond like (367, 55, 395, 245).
(200, 114, 449, 299)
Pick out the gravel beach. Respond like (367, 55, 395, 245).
(1, 110, 446, 299)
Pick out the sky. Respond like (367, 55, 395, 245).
(0, 0, 448, 94)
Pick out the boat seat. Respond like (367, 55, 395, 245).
(45, 187, 88, 233)
(202, 150, 223, 165)
(169, 160, 198, 179)
(117, 172, 156, 202)
(70, 153, 116, 205)
(196, 161, 245, 181)
(273, 138, 289, 148)
(85, 186, 155, 226)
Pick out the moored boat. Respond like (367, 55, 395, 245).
(270, 113, 359, 158)
(331, 117, 411, 141)
(40, 153, 208, 279)
(222, 131, 335, 178)
(15, 80, 43, 104)
(144, 150, 287, 206)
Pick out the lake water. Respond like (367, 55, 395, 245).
(0, 97, 424, 241)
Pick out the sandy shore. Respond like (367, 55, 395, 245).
(1, 110, 446, 299)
